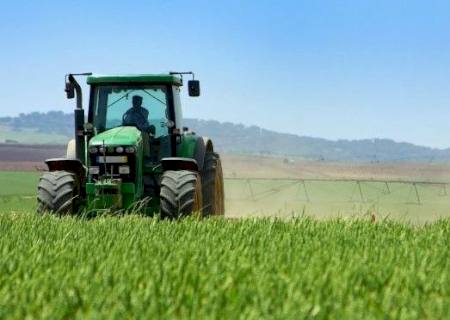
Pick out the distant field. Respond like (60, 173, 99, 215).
(2, 149, 450, 182)
(0, 127, 70, 145)
(221, 155, 450, 182)
(1, 170, 450, 222)
(1, 148, 450, 222)
(225, 178, 450, 222)
(0, 213, 448, 319)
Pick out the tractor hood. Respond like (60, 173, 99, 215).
(89, 126, 142, 146)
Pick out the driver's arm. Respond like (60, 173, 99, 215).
(136, 108, 153, 133)
(142, 108, 149, 120)
(144, 112, 156, 135)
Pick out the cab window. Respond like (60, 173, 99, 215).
(93, 85, 170, 138)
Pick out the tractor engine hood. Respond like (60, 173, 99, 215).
(89, 126, 142, 147)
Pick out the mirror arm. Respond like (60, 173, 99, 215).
(65, 72, 92, 108)
(68, 74, 83, 109)
(65, 72, 91, 163)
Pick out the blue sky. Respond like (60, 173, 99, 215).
(0, 0, 449, 148)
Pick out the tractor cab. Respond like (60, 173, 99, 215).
(86, 75, 184, 163)
(37, 72, 224, 217)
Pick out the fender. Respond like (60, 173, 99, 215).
(193, 138, 206, 170)
(193, 137, 214, 171)
(45, 158, 86, 184)
(177, 134, 214, 171)
(202, 137, 214, 153)
(161, 157, 199, 172)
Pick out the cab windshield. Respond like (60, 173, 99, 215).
(92, 85, 170, 138)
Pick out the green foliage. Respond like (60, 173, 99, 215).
(0, 213, 448, 319)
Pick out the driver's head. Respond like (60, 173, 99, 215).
(132, 95, 143, 108)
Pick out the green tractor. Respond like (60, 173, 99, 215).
(37, 72, 224, 218)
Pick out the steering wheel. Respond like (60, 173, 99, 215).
(123, 111, 146, 126)
(122, 111, 154, 135)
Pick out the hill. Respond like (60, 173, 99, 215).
(1, 111, 450, 162)
(185, 119, 450, 162)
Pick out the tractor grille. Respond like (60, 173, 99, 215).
(89, 152, 136, 183)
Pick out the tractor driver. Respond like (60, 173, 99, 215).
(122, 95, 155, 134)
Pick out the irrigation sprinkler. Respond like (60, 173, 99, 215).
(357, 181, 365, 203)
(301, 180, 311, 202)
(246, 179, 255, 201)
(384, 181, 391, 194)
(413, 183, 421, 205)
(226, 177, 450, 207)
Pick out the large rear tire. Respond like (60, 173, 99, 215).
(160, 170, 202, 219)
(37, 171, 78, 214)
(201, 152, 225, 216)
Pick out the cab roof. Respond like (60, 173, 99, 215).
(86, 74, 183, 86)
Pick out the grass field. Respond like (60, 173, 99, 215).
(0, 170, 449, 318)
(0, 171, 39, 212)
(0, 212, 449, 319)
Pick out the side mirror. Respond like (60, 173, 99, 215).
(65, 82, 75, 99)
(188, 80, 200, 97)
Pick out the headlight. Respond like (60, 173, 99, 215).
(118, 166, 130, 174)
(125, 146, 136, 153)
(98, 147, 105, 154)
(89, 166, 99, 175)
(88, 147, 98, 154)
(116, 146, 124, 153)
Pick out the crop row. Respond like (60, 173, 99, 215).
(0, 212, 448, 319)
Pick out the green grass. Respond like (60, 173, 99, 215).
(0, 171, 39, 212)
(0, 171, 449, 318)
(0, 171, 39, 196)
(0, 213, 448, 319)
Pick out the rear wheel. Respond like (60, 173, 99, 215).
(37, 171, 78, 214)
(160, 170, 202, 219)
(201, 152, 225, 216)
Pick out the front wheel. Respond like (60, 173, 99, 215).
(37, 171, 78, 214)
(160, 170, 202, 219)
